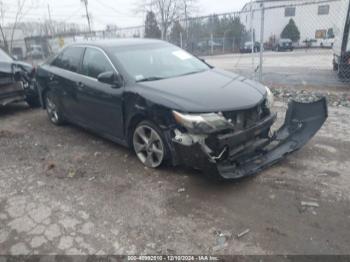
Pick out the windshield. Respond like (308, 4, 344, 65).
(0, 49, 13, 62)
(110, 44, 210, 82)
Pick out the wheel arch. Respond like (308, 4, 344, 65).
(126, 113, 147, 148)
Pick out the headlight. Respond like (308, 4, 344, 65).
(172, 111, 233, 134)
(265, 86, 274, 109)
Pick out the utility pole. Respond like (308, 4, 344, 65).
(81, 0, 92, 35)
(180, 32, 183, 48)
(47, 4, 53, 36)
(183, 0, 188, 48)
(250, 0, 255, 79)
(259, 2, 265, 82)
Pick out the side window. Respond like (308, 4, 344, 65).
(52, 47, 84, 73)
(82, 48, 114, 79)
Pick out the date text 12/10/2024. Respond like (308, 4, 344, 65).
(127, 255, 220, 261)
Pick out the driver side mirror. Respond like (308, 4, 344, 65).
(97, 71, 122, 88)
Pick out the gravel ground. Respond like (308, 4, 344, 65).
(205, 49, 349, 88)
(270, 87, 350, 108)
(0, 100, 350, 255)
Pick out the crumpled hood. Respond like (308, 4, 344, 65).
(0, 61, 33, 74)
(136, 68, 267, 113)
(0, 61, 34, 86)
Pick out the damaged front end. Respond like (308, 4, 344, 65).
(0, 61, 37, 106)
(171, 98, 328, 180)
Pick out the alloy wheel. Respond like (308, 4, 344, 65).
(133, 125, 165, 168)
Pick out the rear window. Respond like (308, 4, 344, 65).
(52, 47, 84, 73)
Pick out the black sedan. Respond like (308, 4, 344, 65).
(36, 39, 327, 180)
(0, 48, 39, 107)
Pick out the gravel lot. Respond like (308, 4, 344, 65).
(0, 100, 350, 255)
(205, 49, 348, 88)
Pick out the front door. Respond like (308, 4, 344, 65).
(77, 47, 124, 139)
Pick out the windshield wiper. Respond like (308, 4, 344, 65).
(178, 69, 208, 77)
(136, 76, 165, 82)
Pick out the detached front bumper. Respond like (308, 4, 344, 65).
(172, 98, 328, 180)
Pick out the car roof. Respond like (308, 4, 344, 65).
(69, 38, 167, 49)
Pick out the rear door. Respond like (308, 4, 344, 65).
(77, 47, 124, 138)
(49, 46, 85, 121)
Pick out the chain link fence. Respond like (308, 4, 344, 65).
(14, 0, 350, 91)
(166, 0, 349, 88)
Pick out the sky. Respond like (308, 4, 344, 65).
(1, 0, 250, 30)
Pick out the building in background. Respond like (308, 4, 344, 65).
(240, 0, 348, 47)
(0, 28, 26, 59)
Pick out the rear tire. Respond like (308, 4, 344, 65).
(44, 91, 65, 125)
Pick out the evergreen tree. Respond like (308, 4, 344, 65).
(144, 11, 161, 39)
(170, 21, 185, 46)
(281, 19, 300, 42)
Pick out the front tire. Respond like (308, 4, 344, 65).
(132, 121, 167, 168)
(44, 91, 65, 125)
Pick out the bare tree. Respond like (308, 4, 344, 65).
(137, 0, 179, 40)
(135, 0, 198, 40)
(179, 0, 198, 43)
(156, 0, 179, 40)
(0, 0, 9, 52)
(81, 0, 92, 34)
(9, 0, 27, 54)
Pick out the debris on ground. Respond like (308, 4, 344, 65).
(94, 152, 102, 157)
(177, 188, 186, 193)
(45, 162, 56, 171)
(146, 242, 156, 249)
(88, 176, 96, 182)
(237, 229, 250, 239)
(301, 201, 320, 208)
(216, 235, 226, 246)
(213, 231, 230, 252)
(270, 87, 350, 108)
(68, 171, 76, 178)
(274, 179, 286, 185)
(212, 242, 228, 252)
